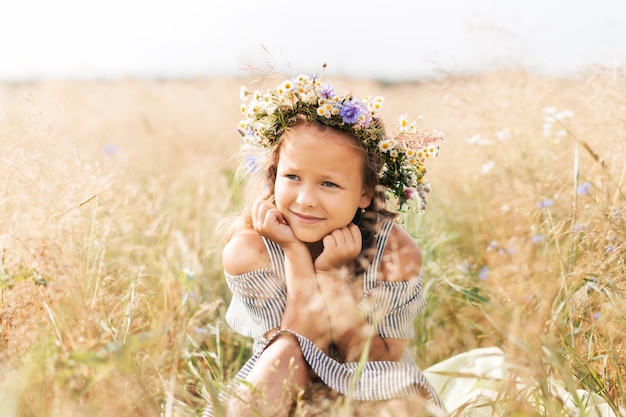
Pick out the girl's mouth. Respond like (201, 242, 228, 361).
(291, 211, 322, 224)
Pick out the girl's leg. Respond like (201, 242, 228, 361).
(227, 332, 310, 417)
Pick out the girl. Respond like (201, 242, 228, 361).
(206, 73, 445, 417)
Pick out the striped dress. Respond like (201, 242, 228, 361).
(205, 220, 444, 415)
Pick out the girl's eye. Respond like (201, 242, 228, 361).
(322, 181, 338, 188)
(285, 174, 299, 181)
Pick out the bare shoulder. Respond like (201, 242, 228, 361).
(222, 229, 271, 276)
(380, 223, 422, 282)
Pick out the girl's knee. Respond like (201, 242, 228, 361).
(245, 332, 310, 393)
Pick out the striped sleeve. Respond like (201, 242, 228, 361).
(224, 268, 286, 339)
(362, 273, 426, 339)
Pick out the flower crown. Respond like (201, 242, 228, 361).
(237, 73, 444, 211)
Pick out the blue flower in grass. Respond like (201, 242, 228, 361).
(577, 181, 591, 195)
(536, 198, 553, 209)
(478, 266, 489, 281)
(532, 234, 545, 243)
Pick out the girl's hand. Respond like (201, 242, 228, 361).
(251, 201, 298, 247)
(314, 224, 362, 273)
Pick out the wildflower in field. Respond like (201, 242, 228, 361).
(486, 241, 499, 252)
(542, 106, 574, 143)
(503, 246, 515, 255)
(478, 266, 489, 281)
(487, 240, 515, 256)
(495, 127, 513, 141)
(466, 133, 493, 146)
(103, 144, 118, 155)
(481, 161, 495, 175)
(531, 234, 545, 243)
(536, 198, 554, 209)
(577, 181, 591, 195)
(592, 312, 601, 320)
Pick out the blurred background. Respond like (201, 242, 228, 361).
(1, 0, 625, 81)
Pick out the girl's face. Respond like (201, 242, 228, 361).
(274, 123, 374, 243)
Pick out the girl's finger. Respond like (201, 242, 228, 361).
(252, 202, 275, 231)
(348, 223, 362, 246)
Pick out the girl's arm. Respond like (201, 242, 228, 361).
(251, 202, 331, 352)
(315, 224, 419, 362)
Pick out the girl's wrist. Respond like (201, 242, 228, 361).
(315, 269, 341, 285)
(315, 264, 353, 280)
(281, 240, 309, 257)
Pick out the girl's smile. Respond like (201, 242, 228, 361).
(290, 211, 323, 224)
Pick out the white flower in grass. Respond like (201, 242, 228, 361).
(496, 127, 512, 141)
(481, 161, 495, 175)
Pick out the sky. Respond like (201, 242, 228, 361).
(1, 0, 625, 81)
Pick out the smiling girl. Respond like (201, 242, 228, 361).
(205, 73, 444, 417)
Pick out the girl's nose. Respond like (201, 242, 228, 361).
(296, 186, 317, 208)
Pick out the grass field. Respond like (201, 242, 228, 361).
(1, 68, 624, 416)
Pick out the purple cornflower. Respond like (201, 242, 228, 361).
(339, 100, 365, 124)
(501, 246, 516, 256)
(479, 266, 489, 281)
(577, 181, 591, 195)
(317, 84, 336, 99)
(536, 198, 554, 209)
(532, 234, 545, 243)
